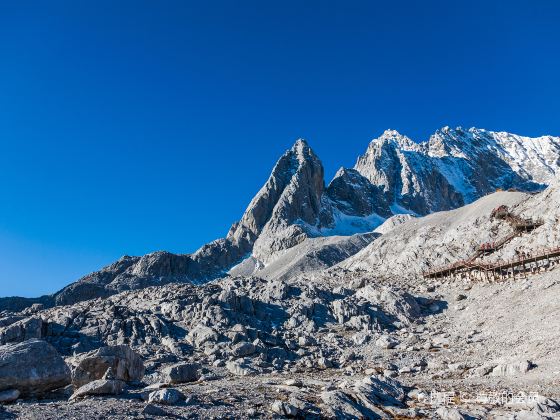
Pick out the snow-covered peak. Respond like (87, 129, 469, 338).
(353, 126, 559, 215)
(369, 129, 419, 151)
(291, 138, 309, 152)
(426, 127, 560, 184)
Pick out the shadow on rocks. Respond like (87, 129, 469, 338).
(0, 407, 17, 419)
(414, 296, 448, 315)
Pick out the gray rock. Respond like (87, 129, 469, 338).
(0, 317, 44, 345)
(471, 365, 495, 377)
(0, 339, 71, 396)
(353, 374, 406, 407)
(270, 400, 298, 417)
(375, 335, 399, 349)
(0, 389, 20, 404)
(491, 360, 533, 377)
(231, 341, 256, 357)
(226, 359, 254, 376)
(162, 362, 200, 384)
(284, 378, 303, 387)
(148, 388, 185, 405)
(187, 325, 219, 348)
(71, 345, 145, 387)
(532, 396, 560, 415)
(436, 407, 466, 420)
(317, 357, 333, 369)
(142, 403, 172, 417)
(320, 390, 365, 418)
(69, 379, 125, 400)
(327, 168, 392, 218)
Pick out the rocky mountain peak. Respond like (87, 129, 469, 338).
(249, 140, 328, 263)
(2, 127, 559, 311)
(291, 137, 311, 153)
(227, 139, 325, 248)
(368, 129, 419, 151)
(355, 126, 559, 215)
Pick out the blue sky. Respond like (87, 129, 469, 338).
(1, 1, 559, 297)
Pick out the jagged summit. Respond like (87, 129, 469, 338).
(354, 126, 560, 214)
(291, 137, 310, 150)
(366, 129, 419, 151)
(2, 127, 559, 310)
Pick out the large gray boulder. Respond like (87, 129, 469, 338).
(148, 388, 185, 405)
(0, 339, 71, 396)
(71, 345, 144, 387)
(69, 379, 124, 400)
(0, 389, 20, 404)
(0, 317, 44, 345)
(162, 362, 200, 384)
(490, 360, 533, 377)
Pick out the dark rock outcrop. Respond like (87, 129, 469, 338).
(326, 168, 391, 218)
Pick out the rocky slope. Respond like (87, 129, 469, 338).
(1, 156, 560, 418)
(1, 180, 560, 418)
(3, 128, 559, 311)
(340, 174, 560, 281)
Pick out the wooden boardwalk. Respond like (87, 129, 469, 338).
(423, 245, 560, 281)
(422, 206, 552, 281)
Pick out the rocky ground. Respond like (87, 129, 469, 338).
(1, 148, 559, 418)
(2, 263, 560, 419)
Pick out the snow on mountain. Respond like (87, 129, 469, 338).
(338, 191, 532, 279)
(354, 127, 560, 215)
(2, 127, 559, 310)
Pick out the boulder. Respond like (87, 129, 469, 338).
(353, 375, 405, 407)
(0, 317, 44, 345)
(270, 400, 298, 417)
(148, 388, 185, 405)
(320, 391, 365, 418)
(471, 365, 495, 377)
(226, 359, 254, 376)
(490, 360, 533, 377)
(187, 325, 219, 348)
(71, 345, 144, 387)
(375, 335, 399, 349)
(231, 341, 256, 357)
(317, 357, 333, 369)
(436, 407, 466, 420)
(0, 339, 71, 396)
(0, 389, 20, 404)
(162, 362, 200, 384)
(69, 379, 124, 400)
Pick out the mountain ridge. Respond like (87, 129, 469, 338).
(2, 126, 559, 309)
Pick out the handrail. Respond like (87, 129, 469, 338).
(423, 245, 560, 278)
(422, 210, 548, 279)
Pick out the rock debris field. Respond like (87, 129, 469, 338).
(1, 134, 560, 419)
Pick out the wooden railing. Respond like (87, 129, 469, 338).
(423, 245, 560, 279)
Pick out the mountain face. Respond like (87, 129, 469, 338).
(233, 139, 332, 264)
(3, 127, 559, 309)
(354, 127, 560, 215)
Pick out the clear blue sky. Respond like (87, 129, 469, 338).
(1, 1, 559, 297)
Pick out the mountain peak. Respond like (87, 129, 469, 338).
(11, 127, 559, 310)
(370, 129, 417, 151)
(381, 128, 404, 138)
(292, 138, 309, 149)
